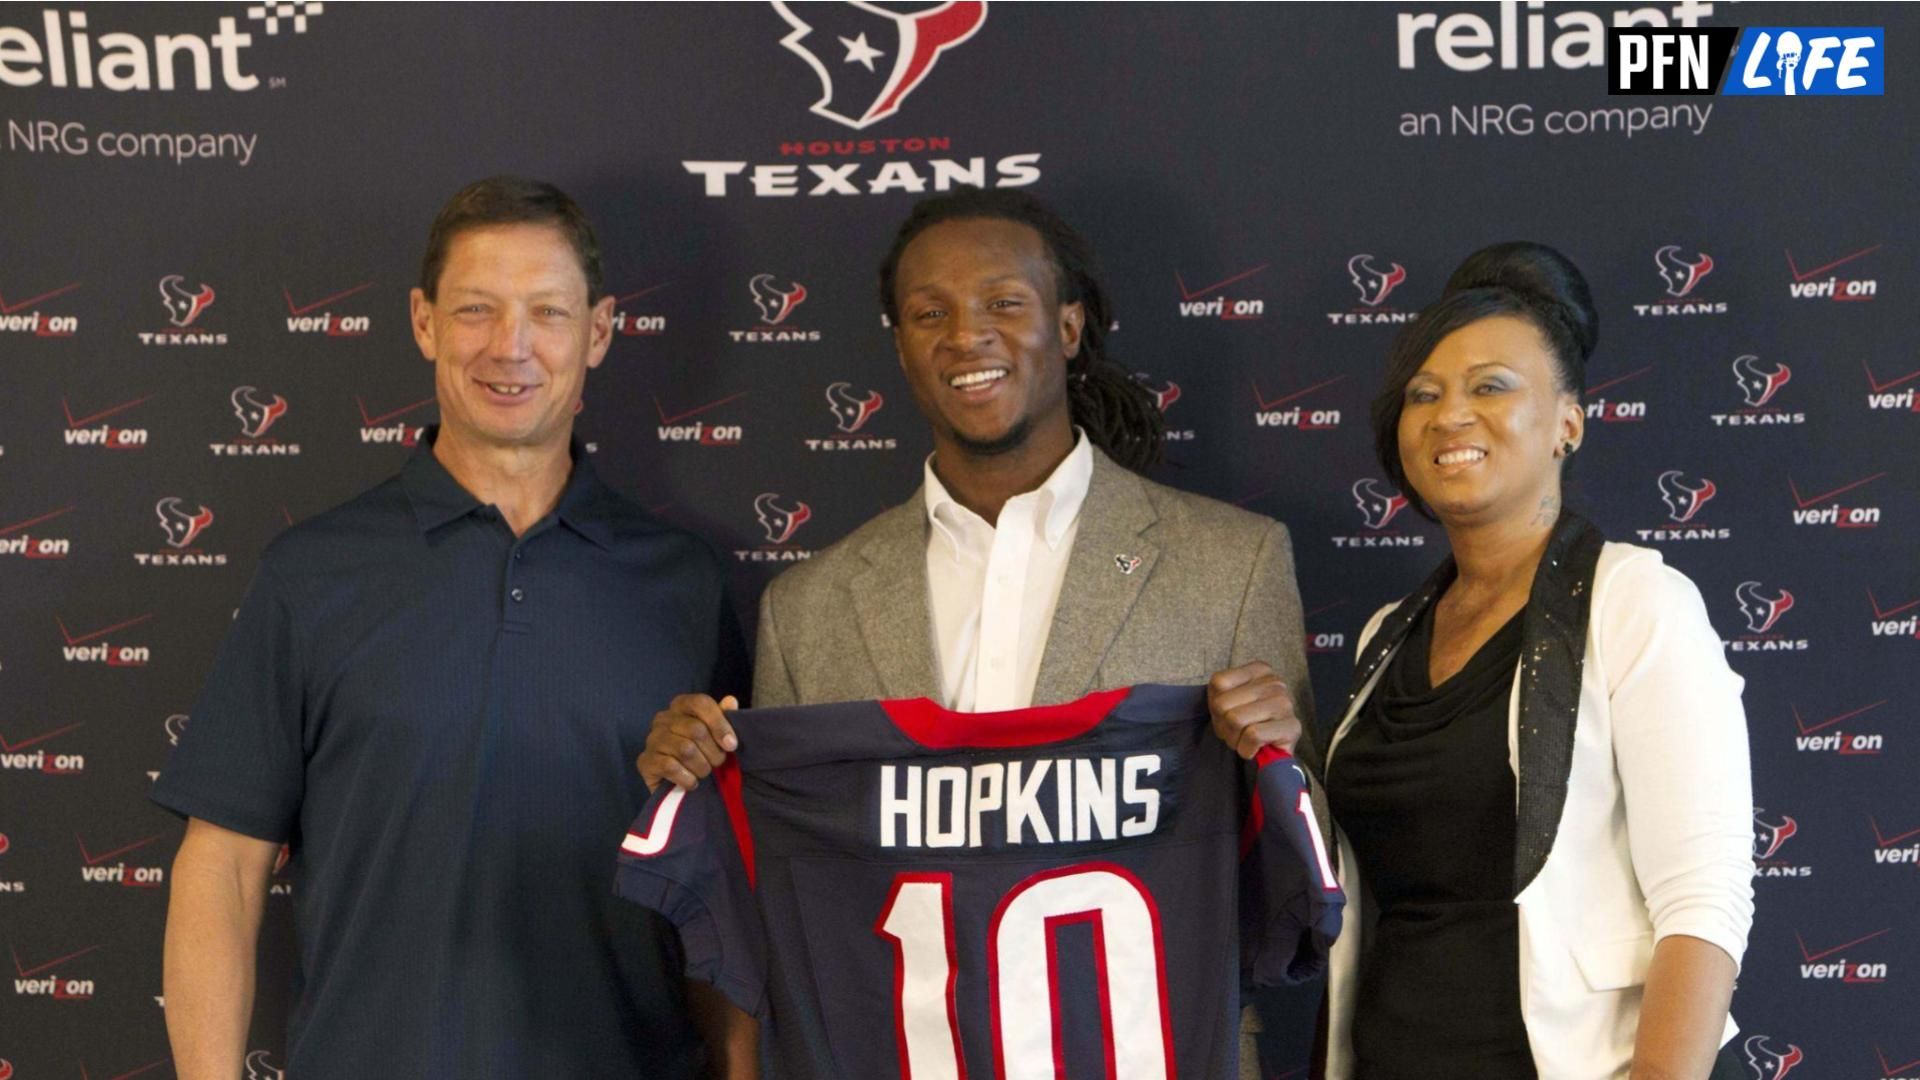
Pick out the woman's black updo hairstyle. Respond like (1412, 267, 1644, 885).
(878, 187, 1166, 471)
(1368, 241, 1599, 520)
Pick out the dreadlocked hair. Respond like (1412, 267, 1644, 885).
(878, 187, 1166, 471)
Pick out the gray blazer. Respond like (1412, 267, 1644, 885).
(750, 445, 1322, 1076)
(753, 444, 1318, 765)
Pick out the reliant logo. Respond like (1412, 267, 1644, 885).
(1, 720, 86, 775)
(1253, 375, 1345, 431)
(807, 381, 895, 451)
(0, 281, 80, 336)
(1397, 2, 1721, 71)
(58, 612, 151, 666)
(613, 284, 668, 337)
(1176, 263, 1268, 321)
(1710, 355, 1803, 427)
(1792, 698, 1886, 756)
(1864, 361, 1920, 414)
(211, 386, 300, 457)
(0, 4, 323, 91)
(1794, 926, 1890, 983)
(137, 497, 226, 566)
(1636, 469, 1728, 541)
(0, 505, 75, 560)
(246, 1050, 287, 1079)
(732, 274, 819, 342)
(772, 0, 985, 130)
(61, 393, 150, 449)
(654, 390, 746, 447)
(1724, 581, 1807, 652)
(10, 942, 100, 999)
(356, 393, 432, 446)
(283, 282, 372, 336)
(1582, 365, 1650, 423)
(1332, 479, 1424, 548)
(138, 274, 226, 345)
(1741, 1034, 1804, 1078)
(1134, 372, 1193, 441)
(1788, 472, 1883, 529)
(1633, 245, 1727, 317)
(1787, 244, 1879, 302)
(1868, 590, 1919, 640)
(1752, 807, 1810, 877)
(1870, 817, 1920, 867)
(738, 492, 814, 562)
(77, 832, 166, 888)
(1328, 255, 1414, 325)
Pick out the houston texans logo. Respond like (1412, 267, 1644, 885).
(1742, 1034, 1803, 1079)
(1752, 808, 1798, 860)
(159, 274, 217, 327)
(1735, 581, 1795, 635)
(231, 386, 289, 438)
(772, 0, 987, 130)
(0, 1057, 13, 1080)
(825, 381, 884, 433)
(1654, 245, 1714, 298)
(1347, 254, 1407, 307)
(245, 1050, 286, 1080)
(0, 833, 10, 855)
(754, 492, 812, 545)
(749, 274, 808, 326)
(1351, 478, 1409, 530)
(1656, 470, 1716, 523)
(1114, 553, 1142, 575)
(1133, 373, 1181, 412)
(1731, 354, 1792, 408)
(165, 713, 189, 747)
(273, 843, 292, 875)
(156, 497, 215, 549)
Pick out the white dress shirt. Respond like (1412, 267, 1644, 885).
(923, 432, 1094, 711)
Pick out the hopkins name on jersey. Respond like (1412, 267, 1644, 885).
(615, 684, 1344, 1079)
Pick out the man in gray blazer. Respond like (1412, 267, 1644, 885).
(640, 188, 1316, 1077)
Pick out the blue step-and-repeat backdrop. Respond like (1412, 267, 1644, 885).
(2, 3, 1915, 1076)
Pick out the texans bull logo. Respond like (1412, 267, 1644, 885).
(1752, 808, 1798, 860)
(750, 274, 808, 326)
(1731, 354, 1792, 408)
(1347, 254, 1406, 307)
(1351, 478, 1409, 530)
(0, 1057, 14, 1080)
(1742, 1034, 1803, 1079)
(1735, 581, 1795, 635)
(825, 381, 884, 433)
(159, 274, 217, 327)
(0, 833, 11, 855)
(1133, 372, 1181, 412)
(245, 1050, 285, 1080)
(754, 492, 812, 546)
(1654, 245, 1714, 298)
(231, 386, 289, 438)
(156, 497, 215, 549)
(772, 0, 987, 130)
(1656, 470, 1716, 523)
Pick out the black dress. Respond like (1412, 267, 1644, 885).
(1325, 604, 1537, 1079)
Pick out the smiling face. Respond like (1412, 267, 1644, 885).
(1397, 314, 1583, 526)
(409, 223, 613, 457)
(890, 217, 1083, 459)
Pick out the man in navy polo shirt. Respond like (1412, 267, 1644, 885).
(154, 177, 748, 1079)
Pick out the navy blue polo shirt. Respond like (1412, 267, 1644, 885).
(154, 430, 745, 1079)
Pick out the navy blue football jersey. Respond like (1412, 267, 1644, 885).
(616, 684, 1343, 1079)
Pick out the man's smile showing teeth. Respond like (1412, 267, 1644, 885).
(486, 382, 531, 396)
(1435, 447, 1486, 466)
(948, 369, 1007, 390)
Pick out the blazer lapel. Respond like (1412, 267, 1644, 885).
(1033, 451, 1160, 705)
(848, 499, 943, 700)
(1511, 513, 1606, 894)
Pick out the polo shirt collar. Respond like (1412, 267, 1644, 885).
(401, 426, 615, 550)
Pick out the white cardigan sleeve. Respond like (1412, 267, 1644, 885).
(1593, 551, 1756, 971)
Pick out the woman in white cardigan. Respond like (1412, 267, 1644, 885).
(1320, 242, 1754, 1079)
